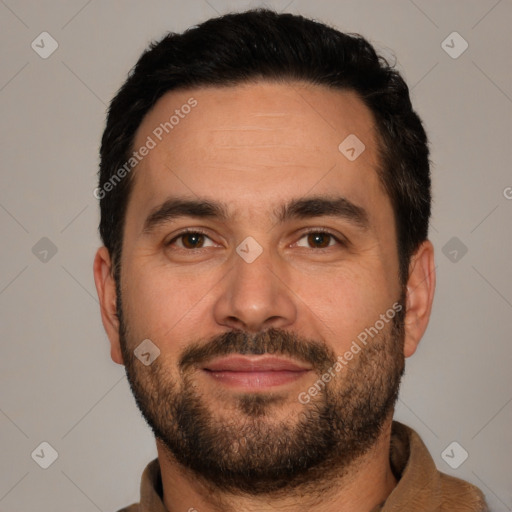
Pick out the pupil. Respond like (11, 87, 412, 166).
(184, 233, 203, 248)
(309, 233, 329, 248)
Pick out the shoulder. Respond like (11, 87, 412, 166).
(438, 472, 489, 512)
(115, 504, 139, 512)
(390, 422, 489, 511)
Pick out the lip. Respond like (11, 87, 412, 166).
(203, 355, 312, 372)
(201, 355, 312, 390)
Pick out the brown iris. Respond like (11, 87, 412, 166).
(181, 233, 205, 249)
(307, 232, 331, 249)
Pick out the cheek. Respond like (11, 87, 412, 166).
(292, 261, 395, 350)
(120, 257, 221, 345)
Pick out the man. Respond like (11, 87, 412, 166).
(93, 9, 488, 512)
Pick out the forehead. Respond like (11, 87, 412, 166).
(128, 80, 388, 225)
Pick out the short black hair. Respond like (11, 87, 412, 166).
(98, 8, 431, 285)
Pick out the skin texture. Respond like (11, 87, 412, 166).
(94, 81, 436, 512)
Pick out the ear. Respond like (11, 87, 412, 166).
(403, 240, 436, 358)
(93, 246, 124, 365)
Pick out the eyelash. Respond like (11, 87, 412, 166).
(166, 227, 346, 252)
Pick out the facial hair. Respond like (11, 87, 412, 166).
(118, 294, 405, 496)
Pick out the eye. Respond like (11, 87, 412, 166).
(165, 228, 346, 252)
(166, 229, 216, 250)
(295, 229, 344, 250)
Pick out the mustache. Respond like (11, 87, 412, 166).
(179, 327, 336, 374)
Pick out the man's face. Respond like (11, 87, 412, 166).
(115, 81, 405, 492)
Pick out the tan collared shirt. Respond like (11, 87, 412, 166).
(117, 421, 488, 512)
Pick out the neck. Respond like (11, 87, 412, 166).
(156, 418, 397, 512)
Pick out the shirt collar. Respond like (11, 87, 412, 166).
(137, 458, 167, 512)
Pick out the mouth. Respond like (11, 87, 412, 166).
(201, 355, 312, 390)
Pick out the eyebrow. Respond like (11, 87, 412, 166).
(142, 195, 369, 234)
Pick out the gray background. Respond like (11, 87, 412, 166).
(0, 0, 511, 510)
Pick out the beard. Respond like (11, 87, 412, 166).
(117, 293, 405, 496)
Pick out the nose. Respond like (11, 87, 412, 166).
(212, 242, 298, 333)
